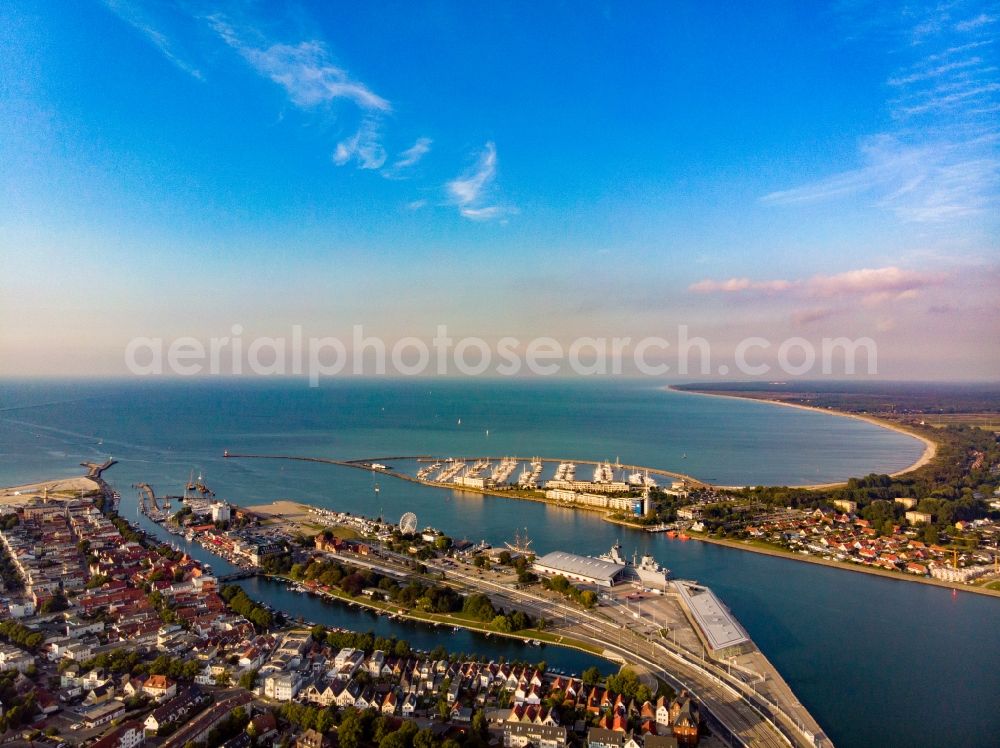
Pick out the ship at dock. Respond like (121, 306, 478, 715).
(505, 528, 534, 556)
(599, 540, 669, 587)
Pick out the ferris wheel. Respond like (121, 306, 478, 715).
(399, 511, 418, 534)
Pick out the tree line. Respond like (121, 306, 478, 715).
(221, 584, 274, 629)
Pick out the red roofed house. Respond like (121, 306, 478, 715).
(143, 674, 177, 702)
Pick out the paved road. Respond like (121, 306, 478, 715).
(319, 549, 818, 748)
(426, 560, 800, 748)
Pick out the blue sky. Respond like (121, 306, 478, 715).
(1, 0, 998, 377)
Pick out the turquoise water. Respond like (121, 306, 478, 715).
(1, 378, 997, 748)
(0, 378, 923, 486)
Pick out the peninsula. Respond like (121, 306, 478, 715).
(1, 467, 827, 748)
(666, 381, 1000, 596)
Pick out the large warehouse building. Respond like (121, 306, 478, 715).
(674, 581, 750, 657)
(533, 550, 627, 587)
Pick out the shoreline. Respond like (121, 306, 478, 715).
(260, 574, 615, 663)
(666, 386, 938, 489)
(685, 533, 1000, 599)
(228, 455, 687, 528)
(0, 474, 103, 504)
(247, 496, 1000, 600)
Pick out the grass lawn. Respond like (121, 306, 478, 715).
(520, 628, 604, 655)
(922, 413, 1000, 432)
(325, 525, 361, 540)
(277, 574, 606, 655)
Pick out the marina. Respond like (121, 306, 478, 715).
(10, 6, 996, 744)
(0, 378, 987, 748)
(217, 452, 695, 526)
(366, 454, 701, 492)
(114, 470, 826, 747)
(119, 493, 616, 678)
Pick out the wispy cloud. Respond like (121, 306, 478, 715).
(955, 13, 996, 32)
(690, 266, 944, 304)
(207, 13, 399, 174)
(806, 266, 942, 300)
(103, 5, 497, 215)
(761, 134, 999, 221)
(381, 137, 432, 178)
(394, 138, 432, 169)
(791, 307, 840, 326)
(333, 116, 387, 169)
(689, 278, 793, 294)
(206, 16, 389, 112)
(100, 0, 203, 80)
(762, 3, 999, 222)
(446, 142, 510, 220)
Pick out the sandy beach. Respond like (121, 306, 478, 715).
(0, 475, 102, 505)
(245, 500, 322, 531)
(666, 386, 938, 489)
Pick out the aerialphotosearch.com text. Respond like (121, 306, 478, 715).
(124, 324, 878, 384)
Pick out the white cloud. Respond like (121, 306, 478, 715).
(887, 56, 984, 87)
(333, 117, 387, 169)
(690, 266, 944, 305)
(393, 138, 432, 169)
(448, 143, 496, 204)
(457, 206, 501, 220)
(955, 14, 996, 32)
(207, 16, 389, 112)
(445, 142, 511, 220)
(381, 137, 432, 179)
(689, 278, 793, 294)
(101, 0, 203, 79)
(207, 14, 394, 173)
(791, 307, 839, 326)
(762, 7, 999, 223)
(761, 134, 1000, 221)
(806, 267, 942, 300)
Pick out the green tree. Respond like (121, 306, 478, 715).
(374, 715, 395, 743)
(472, 709, 488, 736)
(606, 668, 644, 702)
(338, 709, 364, 748)
(238, 668, 258, 691)
(923, 523, 939, 545)
(315, 708, 336, 734)
(491, 614, 512, 633)
(414, 727, 437, 748)
(40, 592, 69, 614)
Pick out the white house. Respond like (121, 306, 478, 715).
(0, 644, 34, 674)
(402, 692, 418, 717)
(263, 670, 301, 702)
